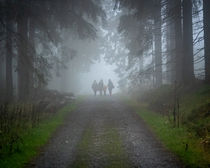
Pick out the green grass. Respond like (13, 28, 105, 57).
(125, 99, 210, 168)
(0, 103, 76, 168)
(70, 124, 131, 168)
(179, 85, 210, 121)
(102, 127, 130, 168)
(70, 127, 93, 168)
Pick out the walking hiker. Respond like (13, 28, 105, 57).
(103, 85, 107, 96)
(98, 80, 104, 96)
(92, 80, 98, 96)
(108, 79, 114, 96)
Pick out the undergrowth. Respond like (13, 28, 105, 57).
(125, 84, 210, 168)
(0, 102, 76, 168)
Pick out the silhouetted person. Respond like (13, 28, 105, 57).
(108, 79, 114, 96)
(103, 85, 107, 96)
(98, 80, 104, 96)
(92, 80, 98, 96)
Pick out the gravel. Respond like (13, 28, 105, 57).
(30, 96, 183, 168)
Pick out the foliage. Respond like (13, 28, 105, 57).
(0, 0, 106, 100)
(110, 0, 206, 90)
(109, 0, 161, 89)
(0, 102, 76, 168)
(125, 84, 210, 167)
(0, 90, 75, 156)
(125, 98, 210, 168)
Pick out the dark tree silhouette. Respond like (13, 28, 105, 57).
(5, 0, 14, 101)
(165, 0, 176, 84)
(116, 0, 162, 87)
(203, 0, 210, 84)
(154, 0, 162, 87)
(183, 0, 194, 84)
(17, 0, 30, 100)
(0, 0, 105, 101)
(174, 0, 183, 84)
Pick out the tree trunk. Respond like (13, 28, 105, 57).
(17, 1, 30, 100)
(183, 0, 194, 84)
(0, 23, 5, 100)
(166, 0, 176, 84)
(203, 0, 210, 84)
(154, 0, 162, 87)
(0, 51, 5, 101)
(28, 18, 35, 95)
(5, 1, 13, 101)
(174, 0, 183, 84)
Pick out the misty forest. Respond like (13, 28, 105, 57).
(0, 0, 210, 167)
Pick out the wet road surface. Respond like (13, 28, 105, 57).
(31, 96, 183, 168)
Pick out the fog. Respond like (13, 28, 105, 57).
(48, 57, 119, 94)
(79, 60, 119, 94)
(45, 0, 205, 96)
(46, 0, 121, 95)
(0, 0, 208, 99)
(1, 1, 210, 167)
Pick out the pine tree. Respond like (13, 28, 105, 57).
(183, 0, 194, 84)
(154, 0, 162, 87)
(203, 0, 210, 84)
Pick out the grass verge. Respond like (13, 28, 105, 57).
(103, 126, 130, 168)
(70, 126, 93, 168)
(0, 102, 76, 168)
(69, 124, 131, 168)
(125, 99, 210, 168)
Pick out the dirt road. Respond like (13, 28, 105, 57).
(31, 96, 182, 168)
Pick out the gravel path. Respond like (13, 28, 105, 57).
(31, 96, 183, 168)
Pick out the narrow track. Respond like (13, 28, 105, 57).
(32, 96, 182, 168)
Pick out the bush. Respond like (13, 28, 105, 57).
(0, 90, 75, 157)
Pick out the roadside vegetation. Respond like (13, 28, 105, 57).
(0, 96, 76, 168)
(125, 84, 210, 168)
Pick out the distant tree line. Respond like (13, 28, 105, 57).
(113, 0, 210, 89)
(0, 0, 105, 102)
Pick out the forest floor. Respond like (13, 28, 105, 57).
(29, 96, 182, 168)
